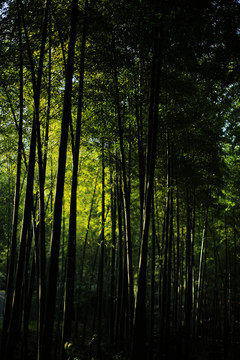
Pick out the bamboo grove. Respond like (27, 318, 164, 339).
(1, 0, 240, 359)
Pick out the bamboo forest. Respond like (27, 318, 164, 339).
(1, 0, 240, 359)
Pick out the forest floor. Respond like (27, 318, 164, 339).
(0, 323, 240, 359)
(189, 340, 240, 360)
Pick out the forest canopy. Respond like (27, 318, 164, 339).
(1, 0, 240, 359)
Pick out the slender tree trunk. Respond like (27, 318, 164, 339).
(224, 217, 229, 360)
(96, 137, 105, 359)
(61, 2, 88, 357)
(185, 187, 192, 360)
(134, 74, 144, 232)
(212, 224, 220, 341)
(166, 181, 174, 358)
(165, 138, 174, 359)
(191, 186, 196, 337)
(19, 1, 51, 356)
(42, 0, 79, 357)
(195, 209, 208, 337)
(132, 3, 163, 357)
(1, 1, 24, 352)
(115, 172, 124, 349)
(150, 194, 156, 360)
(233, 213, 237, 342)
(34, 2, 51, 354)
(43, 15, 52, 178)
(174, 186, 180, 329)
(112, 38, 134, 334)
(160, 176, 170, 354)
(23, 228, 35, 359)
(110, 162, 117, 346)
